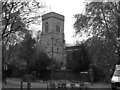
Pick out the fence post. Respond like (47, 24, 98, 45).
(27, 81, 31, 90)
(47, 83, 49, 90)
(20, 80, 23, 90)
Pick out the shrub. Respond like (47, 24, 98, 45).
(93, 66, 105, 82)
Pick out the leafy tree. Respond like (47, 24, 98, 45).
(115, 2, 120, 64)
(35, 30, 42, 42)
(2, 0, 45, 72)
(8, 43, 24, 69)
(73, 1, 119, 82)
(18, 32, 36, 73)
(74, 2, 118, 40)
(86, 36, 117, 81)
(28, 44, 51, 77)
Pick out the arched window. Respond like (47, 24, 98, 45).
(45, 22, 49, 32)
(56, 24, 60, 32)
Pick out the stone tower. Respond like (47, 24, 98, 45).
(41, 12, 66, 66)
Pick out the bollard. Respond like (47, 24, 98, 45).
(27, 81, 31, 90)
(20, 81, 23, 90)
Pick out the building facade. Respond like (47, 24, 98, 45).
(66, 45, 81, 62)
(41, 12, 66, 66)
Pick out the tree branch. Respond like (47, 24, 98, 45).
(2, 2, 15, 39)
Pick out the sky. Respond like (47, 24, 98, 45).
(31, 0, 86, 45)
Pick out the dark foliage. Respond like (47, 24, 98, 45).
(66, 44, 90, 72)
(73, 1, 119, 82)
(93, 66, 105, 82)
(18, 32, 36, 71)
(28, 52, 51, 77)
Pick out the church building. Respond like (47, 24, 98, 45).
(41, 12, 66, 66)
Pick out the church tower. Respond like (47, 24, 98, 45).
(41, 12, 66, 66)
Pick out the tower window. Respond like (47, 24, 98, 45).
(45, 22, 49, 32)
(56, 24, 60, 32)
